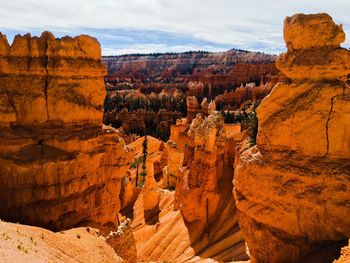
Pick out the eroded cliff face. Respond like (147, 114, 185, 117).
(0, 32, 132, 233)
(106, 113, 248, 262)
(234, 13, 350, 263)
(103, 50, 277, 87)
(172, 113, 248, 261)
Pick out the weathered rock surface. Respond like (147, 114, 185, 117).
(0, 32, 132, 233)
(106, 218, 135, 263)
(0, 32, 106, 127)
(111, 113, 249, 262)
(129, 189, 248, 262)
(171, 112, 249, 261)
(186, 96, 199, 123)
(142, 161, 159, 212)
(234, 13, 350, 263)
(162, 140, 184, 189)
(283, 13, 345, 51)
(277, 13, 350, 81)
(0, 220, 123, 263)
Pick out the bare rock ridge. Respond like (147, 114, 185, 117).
(234, 13, 350, 263)
(0, 32, 132, 232)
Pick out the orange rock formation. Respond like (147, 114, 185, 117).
(0, 220, 123, 263)
(171, 113, 249, 261)
(0, 32, 132, 233)
(186, 96, 199, 123)
(234, 13, 350, 263)
(107, 113, 249, 262)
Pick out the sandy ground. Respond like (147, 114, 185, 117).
(0, 220, 122, 263)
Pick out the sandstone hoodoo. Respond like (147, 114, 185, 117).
(103, 49, 280, 141)
(116, 112, 249, 262)
(0, 32, 132, 232)
(171, 112, 249, 261)
(234, 13, 350, 263)
(1, 10, 349, 263)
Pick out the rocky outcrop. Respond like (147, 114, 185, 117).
(169, 118, 189, 149)
(186, 96, 199, 123)
(142, 161, 159, 212)
(161, 141, 184, 189)
(234, 13, 350, 263)
(130, 188, 247, 262)
(0, 32, 105, 127)
(175, 113, 226, 222)
(106, 218, 136, 263)
(188, 81, 205, 97)
(171, 113, 249, 261)
(0, 32, 132, 233)
(113, 112, 248, 262)
(276, 14, 350, 81)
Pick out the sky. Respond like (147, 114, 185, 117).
(1, 0, 350, 55)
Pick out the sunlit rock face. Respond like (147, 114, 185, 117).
(276, 13, 350, 81)
(169, 112, 249, 261)
(234, 13, 350, 263)
(0, 32, 106, 127)
(112, 113, 248, 263)
(0, 221, 123, 263)
(0, 32, 132, 232)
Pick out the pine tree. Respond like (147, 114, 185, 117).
(140, 135, 148, 186)
(130, 156, 142, 187)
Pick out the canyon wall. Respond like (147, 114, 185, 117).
(103, 50, 278, 101)
(171, 113, 248, 261)
(103, 50, 277, 86)
(234, 13, 350, 263)
(103, 49, 279, 140)
(111, 113, 249, 262)
(0, 32, 132, 232)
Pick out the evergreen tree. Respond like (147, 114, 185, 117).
(140, 135, 148, 186)
(130, 156, 143, 187)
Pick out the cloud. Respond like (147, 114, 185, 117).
(1, 0, 349, 55)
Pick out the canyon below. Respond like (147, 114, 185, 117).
(0, 12, 349, 263)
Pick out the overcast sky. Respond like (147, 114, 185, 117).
(1, 0, 349, 55)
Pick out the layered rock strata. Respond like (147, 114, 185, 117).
(112, 113, 248, 262)
(0, 32, 132, 232)
(172, 113, 249, 261)
(103, 50, 278, 92)
(186, 96, 199, 123)
(234, 13, 350, 263)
